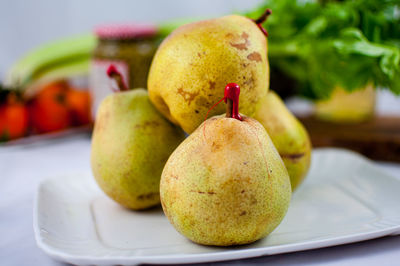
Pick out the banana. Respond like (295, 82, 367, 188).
(5, 34, 96, 96)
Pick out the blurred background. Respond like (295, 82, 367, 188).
(0, 0, 261, 76)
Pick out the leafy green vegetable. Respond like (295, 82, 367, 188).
(246, 0, 400, 99)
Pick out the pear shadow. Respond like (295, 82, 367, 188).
(121, 204, 164, 215)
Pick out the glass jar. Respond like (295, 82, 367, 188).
(89, 23, 158, 118)
(314, 84, 376, 123)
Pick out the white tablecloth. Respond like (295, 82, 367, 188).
(1, 133, 400, 266)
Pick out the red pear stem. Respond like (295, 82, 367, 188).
(202, 83, 242, 141)
(254, 8, 272, 24)
(106, 64, 128, 92)
(253, 8, 272, 37)
(224, 83, 242, 121)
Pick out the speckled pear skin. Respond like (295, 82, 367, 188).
(91, 89, 185, 210)
(160, 115, 291, 246)
(148, 15, 269, 134)
(253, 91, 312, 191)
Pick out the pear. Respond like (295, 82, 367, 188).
(160, 83, 291, 246)
(148, 10, 272, 133)
(253, 91, 311, 191)
(91, 65, 185, 210)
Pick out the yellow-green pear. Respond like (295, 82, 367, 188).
(253, 91, 311, 191)
(91, 66, 185, 210)
(160, 84, 291, 246)
(148, 10, 272, 133)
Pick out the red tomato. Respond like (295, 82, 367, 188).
(67, 88, 91, 126)
(29, 81, 71, 133)
(0, 95, 29, 141)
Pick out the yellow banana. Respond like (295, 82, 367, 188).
(5, 34, 96, 95)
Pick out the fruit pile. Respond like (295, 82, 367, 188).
(0, 81, 91, 142)
(91, 10, 312, 246)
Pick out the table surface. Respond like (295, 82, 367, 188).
(1, 132, 400, 266)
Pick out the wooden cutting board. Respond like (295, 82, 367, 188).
(298, 115, 400, 162)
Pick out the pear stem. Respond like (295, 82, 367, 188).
(224, 83, 242, 121)
(253, 8, 272, 37)
(107, 65, 128, 92)
(226, 99, 233, 118)
(254, 8, 272, 24)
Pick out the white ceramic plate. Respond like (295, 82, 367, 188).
(34, 148, 400, 265)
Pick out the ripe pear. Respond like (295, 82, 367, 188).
(253, 91, 311, 191)
(148, 10, 272, 133)
(160, 84, 291, 246)
(91, 66, 185, 210)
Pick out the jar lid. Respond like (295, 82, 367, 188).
(94, 23, 157, 39)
